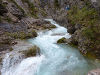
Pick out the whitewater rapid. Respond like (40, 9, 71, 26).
(1, 19, 99, 75)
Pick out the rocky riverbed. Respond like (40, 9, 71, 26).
(0, 0, 100, 75)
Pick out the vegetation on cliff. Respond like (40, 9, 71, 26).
(67, 1, 100, 59)
(24, 45, 40, 57)
(54, 0, 59, 8)
(19, 45, 40, 58)
(21, 0, 38, 18)
(57, 37, 67, 43)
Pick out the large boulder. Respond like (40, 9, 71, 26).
(20, 45, 40, 57)
(57, 37, 67, 43)
(88, 69, 100, 75)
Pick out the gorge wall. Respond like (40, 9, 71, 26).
(0, 0, 100, 75)
(55, 0, 100, 59)
(0, 0, 100, 60)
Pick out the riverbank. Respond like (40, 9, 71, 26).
(54, 0, 100, 60)
(0, 0, 100, 75)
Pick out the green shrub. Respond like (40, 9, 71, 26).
(5, 16, 12, 22)
(67, 6, 99, 26)
(22, 0, 38, 18)
(57, 37, 66, 43)
(40, 10, 47, 17)
(67, 5, 100, 41)
(24, 45, 40, 57)
(54, 0, 60, 8)
(31, 30, 37, 37)
(9, 47, 13, 51)
(43, 24, 56, 29)
(82, 27, 95, 39)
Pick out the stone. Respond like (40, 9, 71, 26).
(88, 69, 100, 75)
(57, 37, 67, 43)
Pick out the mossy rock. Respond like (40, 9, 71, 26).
(49, 25, 56, 28)
(43, 24, 56, 29)
(23, 45, 40, 57)
(31, 30, 37, 37)
(57, 37, 67, 43)
(82, 51, 97, 60)
(21, 0, 38, 18)
(9, 47, 13, 51)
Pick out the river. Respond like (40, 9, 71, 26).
(1, 19, 99, 75)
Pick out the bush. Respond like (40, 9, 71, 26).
(82, 27, 95, 40)
(40, 10, 47, 17)
(9, 0, 25, 15)
(43, 24, 56, 29)
(57, 37, 66, 43)
(22, 0, 38, 18)
(24, 45, 40, 57)
(54, 0, 60, 8)
(67, 5, 100, 40)
(67, 6, 99, 26)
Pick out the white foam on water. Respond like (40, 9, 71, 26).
(1, 19, 98, 75)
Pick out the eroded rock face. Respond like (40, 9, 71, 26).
(88, 69, 100, 75)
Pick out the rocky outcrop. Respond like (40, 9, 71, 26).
(0, 0, 60, 53)
(57, 37, 68, 43)
(0, 0, 99, 59)
(88, 69, 100, 75)
(55, 0, 100, 59)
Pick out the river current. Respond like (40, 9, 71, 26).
(1, 19, 99, 75)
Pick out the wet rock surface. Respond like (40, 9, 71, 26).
(88, 69, 100, 75)
(0, 0, 100, 74)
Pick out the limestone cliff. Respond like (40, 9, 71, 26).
(0, 0, 59, 52)
(0, 0, 100, 59)
(55, 0, 100, 59)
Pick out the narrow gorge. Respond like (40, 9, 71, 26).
(0, 0, 100, 75)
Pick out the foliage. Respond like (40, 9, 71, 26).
(82, 27, 95, 40)
(67, 6, 100, 40)
(54, 0, 59, 8)
(5, 16, 12, 22)
(22, 0, 38, 18)
(40, 9, 47, 17)
(24, 45, 40, 57)
(57, 37, 66, 43)
(67, 6, 99, 26)
(9, 0, 25, 15)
